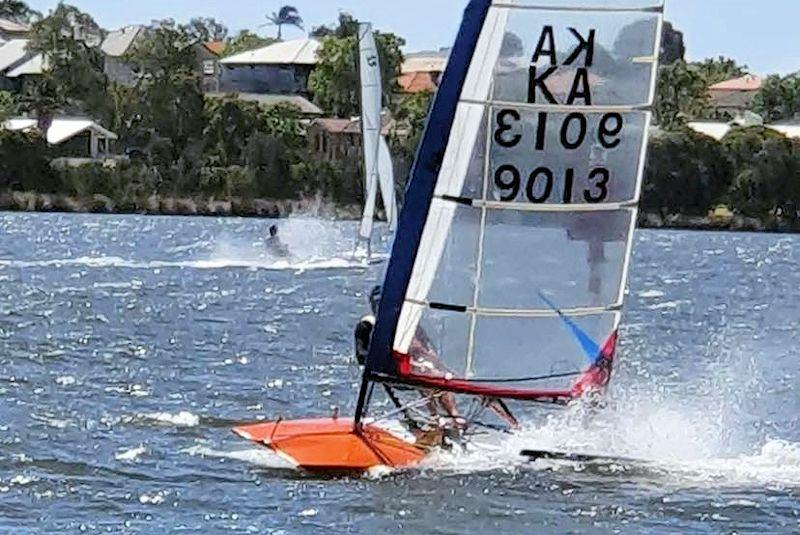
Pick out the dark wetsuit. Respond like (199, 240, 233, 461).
(354, 315, 375, 366)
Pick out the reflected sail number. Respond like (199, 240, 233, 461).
(493, 108, 623, 203)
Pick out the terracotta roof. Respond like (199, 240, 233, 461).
(709, 74, 763, 92)
(312, 115, 393, 136)
(204, 41, 226, 56)
(398, 71, 438, 94)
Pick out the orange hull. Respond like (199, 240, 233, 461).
(233, 418, 426, 473)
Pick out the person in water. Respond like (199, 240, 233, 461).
(266, 224, 290, 257)
(354, 286, 518, 430)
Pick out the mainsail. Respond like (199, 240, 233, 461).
(357, 23, 399, 254)
(365, 0, 664, 403)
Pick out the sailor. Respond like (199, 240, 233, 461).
(354, 285, 382, 366)
(266, 224, 290, 257)
(354, 286, 518, 430)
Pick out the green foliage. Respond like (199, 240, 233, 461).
(692, 57, 747, 86)
(0, 130, 57, 191)
(0, 0, 39, 22)
(265, 5, 304, 40)
(654, 61, 709, 128)
(186, 17, 228, 42)
(125, 19, 205, 155)
(308, 14, 404, 118)
(0, 90, 19, 120)
(751, 74, 800, 123)
(723, 127, 800, 217)
(24, 4, 108, 118)
(224, 30, 275, 56)
(643, 128, 733, 215)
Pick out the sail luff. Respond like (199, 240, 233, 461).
(367, 0, 494, 375)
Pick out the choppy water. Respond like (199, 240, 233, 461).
(0, 212, 798, 533)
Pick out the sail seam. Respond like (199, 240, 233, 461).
(491, 3, 664, 14)
(437, 195, 639, 212)
(460, 98, 653, 113)
(407, 298, 622, 317)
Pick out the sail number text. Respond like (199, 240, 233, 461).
(492, 109, 623, 204)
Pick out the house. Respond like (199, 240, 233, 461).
(0, 38, 44, 90)
(101, 26, 223, 92)
(398, 50, 448, 94)
(708, 74, 763, 117)
(3, 117, 118, 159)
(0, 18, 31, 42)
(100, 25, 146, 86)
(308, 114, 396, 162)
(219, 38, 320, 95)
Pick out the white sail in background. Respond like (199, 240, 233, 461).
(356, 23, 384, 254)
(378, 135, 398, 233)
(368, 0, 664, 399)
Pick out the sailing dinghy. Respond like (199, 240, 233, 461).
(235, 0, 664, 474)
(355, 23, 399, 261)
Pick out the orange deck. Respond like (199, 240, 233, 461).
(233, 418, 426, 473)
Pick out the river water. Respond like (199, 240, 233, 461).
(0, 212, 797, 533)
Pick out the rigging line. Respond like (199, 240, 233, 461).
(457, 370, 584, 384)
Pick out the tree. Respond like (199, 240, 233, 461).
(751, 74, 800, 123)
(693, 56, 747, 86)
(124, 20, 206, 159)
(654, 61, 709, 128)
(186, 17, 228, 43)
(225, 30, 276, 56)
(308, 16, 404, 118)
(24, 4, 108, 119)
(0, 90, 17, 120)
(643, 128, 733, 215)
(724, 127, 800, 217)
(311, 12, 359, 39)
(660, 22, 685, 65)
(0, 0, 39, 23)
(265, 5, 304, 40)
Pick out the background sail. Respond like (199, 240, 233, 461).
(357, 23, 383, 247)
(368, 0, 664, 397)
(378, 136, 398, 234)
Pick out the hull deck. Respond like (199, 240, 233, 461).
(233, 418, 426, 473)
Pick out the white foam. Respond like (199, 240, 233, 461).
(139, 490, 168, 505)
(55, 375, 76, 386)
(183, 445, 292, 469)
(143, 411, 200, 428)
(115, 445, 147, 462)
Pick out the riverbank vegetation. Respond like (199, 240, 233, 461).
(0, 2, 797, 227)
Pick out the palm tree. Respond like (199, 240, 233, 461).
(265, 6, 304, 40)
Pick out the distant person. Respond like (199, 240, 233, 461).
(266, 224, 290, 257)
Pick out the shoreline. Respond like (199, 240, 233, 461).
(0, 191, 798, 234)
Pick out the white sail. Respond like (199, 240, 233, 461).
(356, 23, 384, 252)
(378, 135, 398, 234)
(368, 0, 664, 399)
